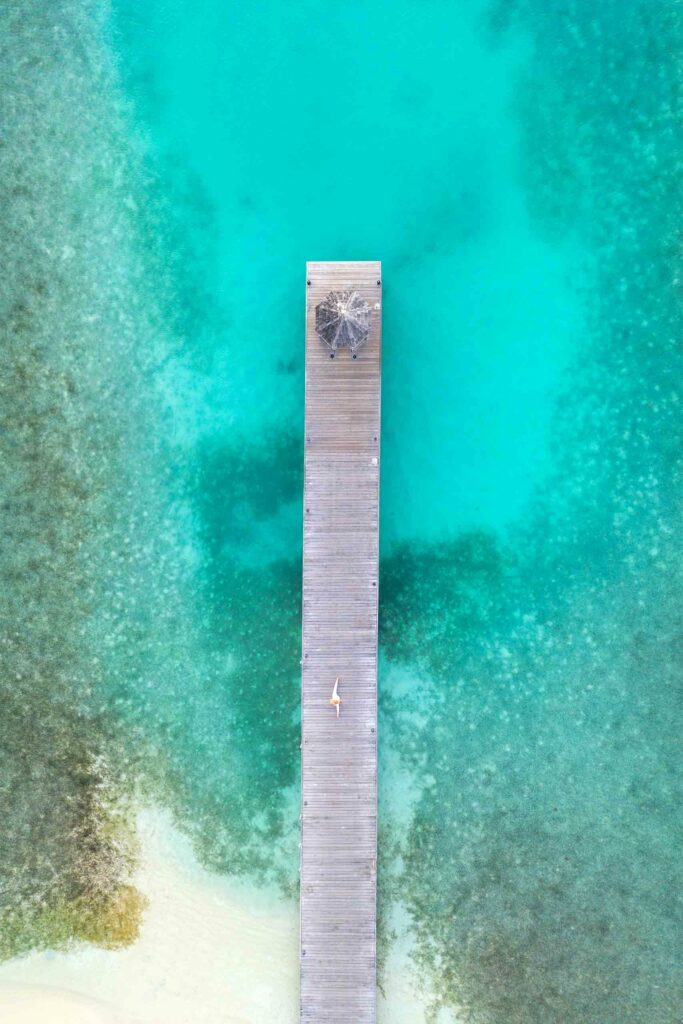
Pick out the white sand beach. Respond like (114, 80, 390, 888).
(0, 808, 438, 1024)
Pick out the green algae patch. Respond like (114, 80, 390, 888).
(0, 885, 147, 962)
(67, 884, 146, 949)
(0, 0, 158, 962)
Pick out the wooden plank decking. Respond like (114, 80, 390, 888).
(300, 261, 382, 1023)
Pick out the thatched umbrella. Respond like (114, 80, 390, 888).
(315, 290, 371, 357)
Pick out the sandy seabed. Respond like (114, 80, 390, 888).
(0, 809, 442, 1024)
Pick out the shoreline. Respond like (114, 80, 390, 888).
(0, 806, 440, 1023)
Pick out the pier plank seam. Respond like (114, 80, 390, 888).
(300, 261, 381, 1024)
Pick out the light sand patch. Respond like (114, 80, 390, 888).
(0, 983, 138, 1024)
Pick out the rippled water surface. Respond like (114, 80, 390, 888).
(1, 1, 681, 1021)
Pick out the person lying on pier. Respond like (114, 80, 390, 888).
(330, 676, 342, 718)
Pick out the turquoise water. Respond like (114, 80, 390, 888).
(1, 0, 681, 1020)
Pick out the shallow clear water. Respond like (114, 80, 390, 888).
(1, 0, 681, 1021)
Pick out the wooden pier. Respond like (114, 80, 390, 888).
(300, 261, 382, 1023)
